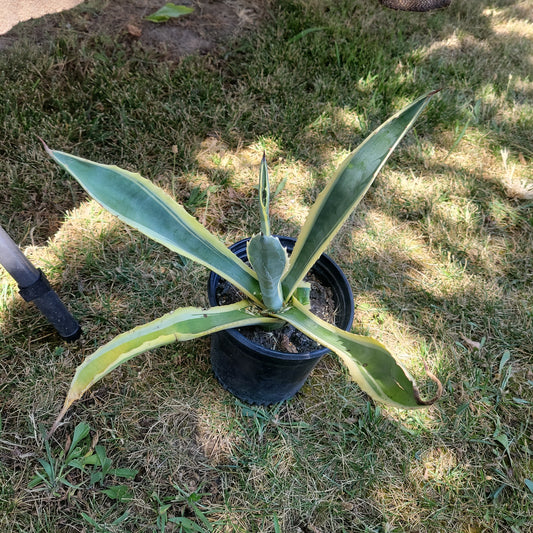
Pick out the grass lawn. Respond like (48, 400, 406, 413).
(1, 0, 532, 531)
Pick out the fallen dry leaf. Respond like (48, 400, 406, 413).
(460, 333, 481, 350)
(127, 24, 142, 37)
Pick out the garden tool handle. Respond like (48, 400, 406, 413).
(18, 269, 82, 341)
(0, 225, 81, 341)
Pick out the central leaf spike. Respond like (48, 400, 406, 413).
(247, 154, 289, 312)
(259, 152, 270, 236)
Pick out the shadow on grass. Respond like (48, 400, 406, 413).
(1, 0, 531, 243)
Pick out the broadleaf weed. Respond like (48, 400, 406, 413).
(28, 422, 138, 499)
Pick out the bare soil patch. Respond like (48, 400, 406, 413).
(0, 0, 268, 59)
(0, 0, 84, 35)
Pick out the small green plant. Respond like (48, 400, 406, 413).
(45, 92, 443, 433)
(29, 422, 137, 499)
(152, 485, 217, 532)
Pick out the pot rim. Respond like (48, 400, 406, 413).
(207, 236, 354, 362)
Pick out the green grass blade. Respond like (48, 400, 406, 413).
(168, 517, 207, 532)
(274, 299, 442, 408)
(287, 27, 326, 44)
(50, 302, 277, 435)
(37, 459, 55, 483)
(44, 146, 261, 303)
(282, 91, 438, 299)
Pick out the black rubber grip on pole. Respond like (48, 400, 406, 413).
(19, 269, 82, 342)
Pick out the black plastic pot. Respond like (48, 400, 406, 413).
(207, 236, 354, 405)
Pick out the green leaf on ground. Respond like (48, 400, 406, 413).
(145, 3, 194, 23)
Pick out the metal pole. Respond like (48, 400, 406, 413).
(0, 224, 81, 341)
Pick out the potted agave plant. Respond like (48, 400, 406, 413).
(46, 92, 442, 433)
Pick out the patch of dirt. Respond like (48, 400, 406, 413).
(0, 0, 84, 35)
(216, 272, 338, 353)
(0, 0, 269, 60)
(97, 0, 267, 59)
